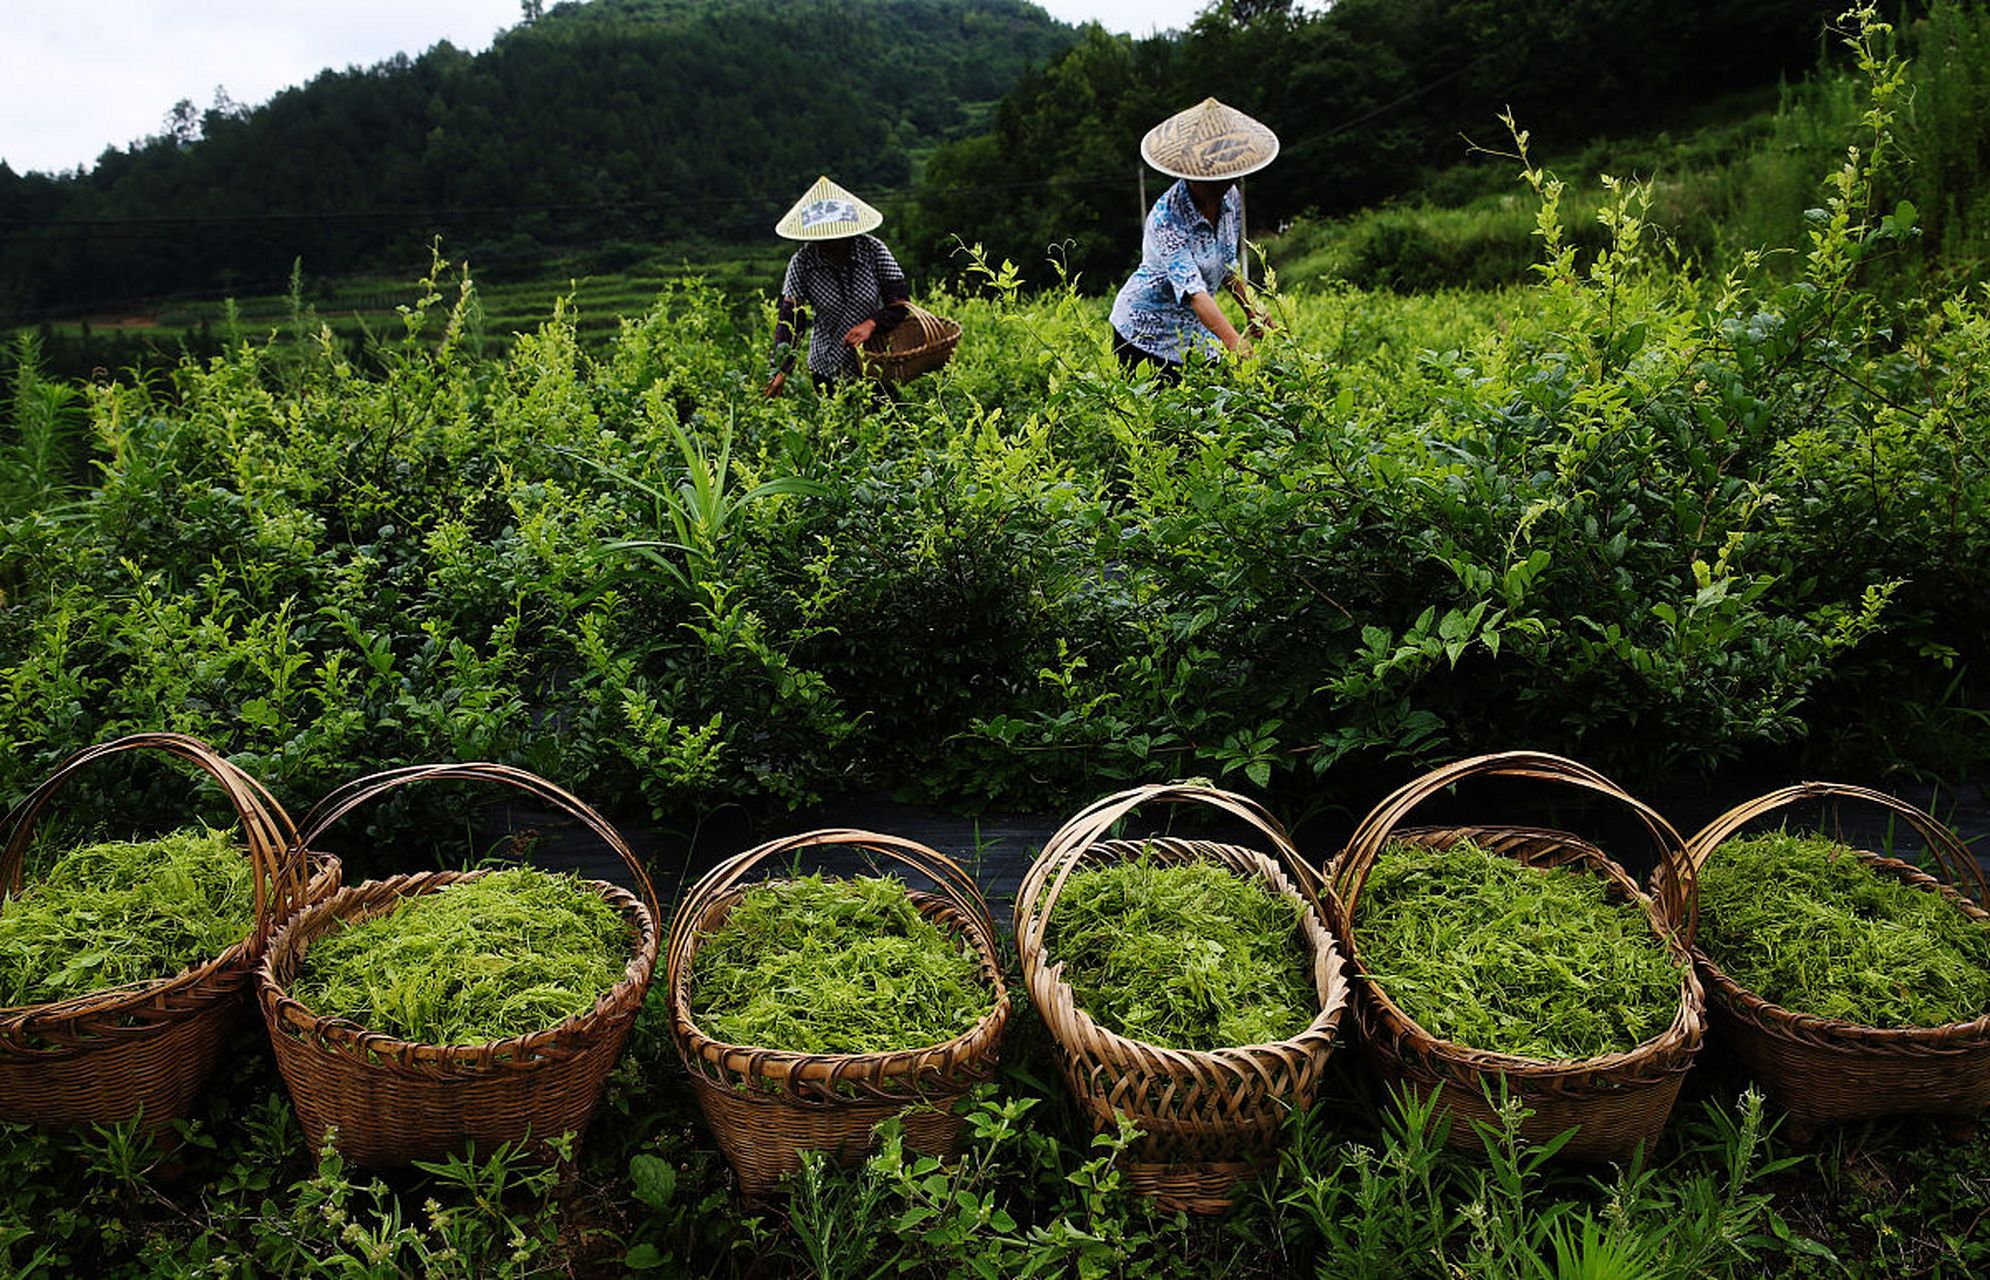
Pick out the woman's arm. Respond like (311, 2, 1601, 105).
(1225, 275, 1273, 338)
(766, 295, 809, 397)
(1190, 290, 1253, 358)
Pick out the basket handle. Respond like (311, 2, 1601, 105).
(1331, 751, 1694, 946)
(665, 828, 997, 1000)
(1680, 781, 1989, 908)
(0, 731, 303, 953)
(1014, 782, 1321, 960)
(294, 762, 658, 927)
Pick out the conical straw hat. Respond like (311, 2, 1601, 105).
(774, 175, 884, 240)
(1140, 97, 1280, 181)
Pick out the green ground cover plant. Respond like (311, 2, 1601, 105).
(689, 872, 992, 1054)
(0, 825, 251, 1004)
(288, 868, 631, 1044)
(1696, 830, 1990, 1027)
(1043, 851, 1317, 1050)
(1355, 839, 1683, 1059)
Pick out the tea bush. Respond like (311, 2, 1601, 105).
(1, 9, 1984, 838)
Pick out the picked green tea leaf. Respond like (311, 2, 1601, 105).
(0, 826, 255, 1004)
(1356, 839, 1682, 1060)
(1697, 830, 1990, 1028)
(290, 868, 632, 1044)
(1044, 851, 1318, 1052)
(690, 872, 993, 1055)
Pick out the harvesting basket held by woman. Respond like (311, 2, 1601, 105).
(1109, 97, 1278, 385)
(667, 829, 1010, 1199)
(255, 763, 659, 1167)
(1662, 782, 1990, 1141)
(1016, 783, 1348, 1215)
(1328, 751, 1706, 1163)
(763, 176, 951, 397)
(0, 732, 320, 1134)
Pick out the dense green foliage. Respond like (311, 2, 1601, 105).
(0, 0, 1071, 317)
(4, 998, 1988, 1276)
(1355, 839, 1683, 1059)
(289, 868, 631, 1044)
(1043, 851, 1316, 1050)
(905, 0, 1842, 284)
(1698, 830, 1990, 1027)
(1272, 1, 1990, 297)
(689, 872, 993, 1054)
(0, 826, 251, 1004)
(1, 13, 1985, 837)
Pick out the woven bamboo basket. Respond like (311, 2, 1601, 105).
(667, 829, 1010, 1199)
(1330, 751, 1705, 1162)
(256, 762, 659, 1167)
(861, 304, 961, 384)
(0, 732, 314, 1133)
(1016, 784, 1349, 1214)
(1670, 782, 1990, 1138)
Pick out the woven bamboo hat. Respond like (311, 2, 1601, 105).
(774, 175, 884, 240)
(1140, 97, 1280, 181)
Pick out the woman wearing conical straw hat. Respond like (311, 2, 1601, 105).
(764, 176, 910, 398)
(1109, 98, 1277, 385)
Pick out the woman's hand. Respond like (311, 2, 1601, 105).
(763, 371, 787, 399)
(842, 318, 877, 347)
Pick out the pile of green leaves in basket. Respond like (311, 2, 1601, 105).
(0, 826, 253, 1003)
(289, 869, 631, 1044)
(690, 873, 993, 1053)
(1044, 851, 1318, 1051)
(1696, 830, 1990, 1027)
(1355, 839, 1683, 1059)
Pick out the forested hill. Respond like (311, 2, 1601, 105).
(904, 0, 1844, 284)
(0, 0, 1073, 319)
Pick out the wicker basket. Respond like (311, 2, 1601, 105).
(861, 304, 962, 384)
(1329, 751, 1705, 1162)
(1016, 784, 1349, 1214)
(0, 732, 313, 1133)
(256, 763, 659, 1167)
(667, 828, 1010, 1199)
(1671, 782, 1990, 1138)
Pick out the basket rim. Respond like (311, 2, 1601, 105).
(3, 850, 338, 1030)
(0, 733, 311, 1037)
(1336, 823, 1706, 1082)
(1020, 835, 1349, 1067)
(256, 864, 659, 1068)
(665, 829, 1010, 1097)
(672, 878, 1011, 1081)
(1691, 844, 1990, 1048)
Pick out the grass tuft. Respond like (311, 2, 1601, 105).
(1355, 839, 1682, 1060)
(0, 826, 254, 1004)
(1697, 830, 1990, 1027)
(290, 868, 632, 1045)
(689, 873, 994, 1055)
(1043, 850, 1319, 1051)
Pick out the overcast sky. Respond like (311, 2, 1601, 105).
(0, 1, 1218, 176)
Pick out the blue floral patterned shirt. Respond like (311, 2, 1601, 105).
(1108, 179, 1241, 364)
